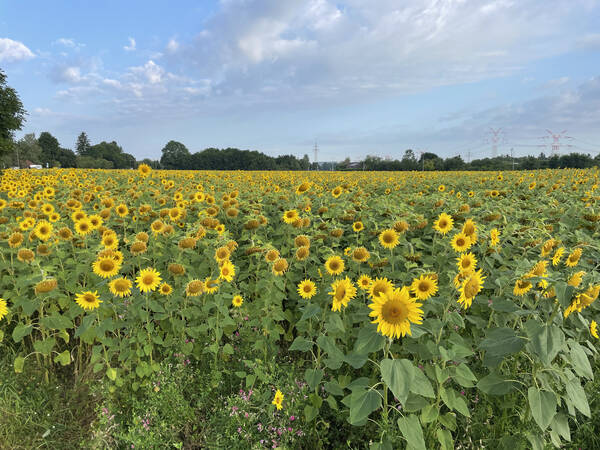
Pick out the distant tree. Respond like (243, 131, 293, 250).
(56, 148, 77, 168)
(301, 154, 310, 170)
(0, 69, 27, 158)
(38, 132, 61, 167)
(160, 140, 190, 169)
(76, 132, 91, 155)
(443, 155, 465, 171)
(86, 141, 135, 168)
(2, 133, 41, 167)
(77, 155, 113, 169)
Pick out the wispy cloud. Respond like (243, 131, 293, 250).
(124, 37, 136, 51)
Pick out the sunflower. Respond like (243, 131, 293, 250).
(331, 186, 343, 198)
(513, 279, 532, 296)
(109, 277, 133, 297)
(565, 248, 582, 267)
(433, 213, 454, 235)
(232, 295, 244, 307)
(357, 274, 373, 291)
(325, 255, 345, 275)
(75, 291, 102, 311)
(490, 228, 500, 247)
(101, 232, 119, 249)
(568, 271, 585, 287)
(136, 267, 162, 293)
(552, 247, 565, 266)
(185, 280, 205, 297)
(450, 233, 471, 253)
(150, 219, 164, 234)
(282, 209, 299, 224)
(17, 248, 35, 263)
(369, 277, 394, 300)
(294, 235, 310, 248)
(204, 278, 220, 294)
(130, 241, 147, 255)
(265, 249, 280, 263)
(378, 229, 399, 249)
(272, 258, 289, 276)
(168, 263, 186, 276)
(0, 298, 8, 321)
(115, 204, 129, 217)
(74, 218, 92, 236)
(368, 286, 423, 339)
(454, 251, 477, 273)
(215, 246, 230, 262)
(297, 279, 317, 299)
(410, 274, 438, 300)
(159, 282, 173, 296)
(541, 238, 557, 257)
(34, 220, 53, 241)
(58, 227, 73, 240)
(92, 257, 121, 279)
(34, 279, 58, 294)
(295, 246, 310, 261)
(528, 260, 548, 278)
(462, 219, 478, 244)
(352, 221, 364, 232)
(352, 247, 370, 263)
(8, 231, 24, 248)
(457, 269, 486, 309)
(328, 277, 357, 312)
(219, 260, 236, 282)
(272, 389, 284, 410)
(591, 320, 599, 339)
(138, 163, 151, 176)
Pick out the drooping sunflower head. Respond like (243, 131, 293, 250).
(410, 274, 439, 300)
(325, 255, 345, 275)
(215, 246, 231, 262)
(328, 277, 357, 312)
(378, 229, 399, 249)
(265, 249, 280, 263)
(368, 286, 423, 339)
(136, 267, 162, 293)
(565, 248, 582, 267)
(178, 237, 197, 250)
(168, 263, 186, 276)
(36, 244, 51, 256)
(295, 246, 310, 261)
(529, 260, 548, 278)
(17, 248, 35, 263)
(272, 258, 289, 276)
(568, 271, 585, 287)
(58, 227, 73, 240)
(297, 279, 317, 299)
(8, 231, 24, 248)
(204, 278, 220, 294)
(185, 280, 205, 297)
(294, 235, 310, 248)
(352, 247, 370, 263)
(130, 240, 148, 255)
(462, 219, 477, 243)
(34, 279, 58, 295)
(513, 279, 533, 296)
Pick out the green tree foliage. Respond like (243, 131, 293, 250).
(1, 133, 41, 167)
(160, 140, 191, 169)
(38, 131, 61, 167)
(85, 141, 135, 169)
(76, 132, 91, 155)
(0, 69, 26, 157)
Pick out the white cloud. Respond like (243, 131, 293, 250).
(0, 38, 35, 62)
(166, 38, 179, 53)
(124, 37, 136, 51)
(53, 38, 85, 50)
(130, 60, 164, 84)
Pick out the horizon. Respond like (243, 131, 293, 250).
(2, 0, 600, 162)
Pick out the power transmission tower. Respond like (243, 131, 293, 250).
(485, 128, 506, 158)
(313, 141, 318, 170)
(539, 130, 573, 156)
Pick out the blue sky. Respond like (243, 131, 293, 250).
(2, 0, 600, 161)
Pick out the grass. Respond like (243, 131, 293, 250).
(0, 350, 97, 450)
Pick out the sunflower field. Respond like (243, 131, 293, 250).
(0, 166, 599, 449)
